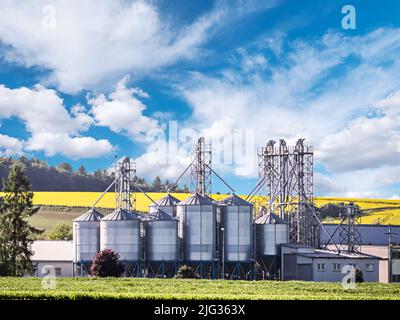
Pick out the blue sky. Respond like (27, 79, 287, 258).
(1, 0, 400, 197)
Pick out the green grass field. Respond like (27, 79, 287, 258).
(0, 278, 399, 300)
(29, 210, 82, 233)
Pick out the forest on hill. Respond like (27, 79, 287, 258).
(0, 157, 189, 192)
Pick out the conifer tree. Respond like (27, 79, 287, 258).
(0, 163, 42, 276)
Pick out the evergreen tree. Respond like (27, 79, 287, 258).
(57, 163, 73, 175)
(151, 176, 162, 191)
(0, 163, 42, 276)
(77, 165, 87, 176)
(182, 184, 190, 193)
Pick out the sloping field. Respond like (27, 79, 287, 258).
(316, 197, 400, 225)
(0, 278, 399, 300)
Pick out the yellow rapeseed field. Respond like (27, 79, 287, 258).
(1, 192, 400, 224)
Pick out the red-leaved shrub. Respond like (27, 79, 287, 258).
(90, 249, 125, 277)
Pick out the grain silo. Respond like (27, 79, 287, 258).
(73, 208, 103, 275)
(100, 208, 142, 276)
(218, 195, 253, 279)
(255, 210, 289, 279)
(176, 192, 217, 278)
(148, 194, 180, 217)
(142, 209, 179, 277)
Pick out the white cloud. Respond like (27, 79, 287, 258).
(26, 133, 113, 159)
(0, 84, 114, 159)
(0, 0, 281, 93)
(172, 28, 400, 196)
(0, 134, 24, 157)
(318, 104, 400, 172)
(314, 173, 343, 196)
(89, 75, 160, 142)
(0, 0, 269, 93)
(315, 166, 400, 199)
(0, 0, 221, 92)
(134, 148, 191, 181)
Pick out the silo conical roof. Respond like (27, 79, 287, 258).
(150, 194, 180, 207)
(101, 208, 141, 221)
(255, 211, 287, 224)
(142, 208, 177, 221)
(73, 208, 103, 222)
(177, 192, 215, 206)
(219, 194, 252, 206)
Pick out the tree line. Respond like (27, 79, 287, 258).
(0, 156, 190, 192)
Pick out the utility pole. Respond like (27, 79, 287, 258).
(385, 224, 400, 283)
(221, 227, 225, 279)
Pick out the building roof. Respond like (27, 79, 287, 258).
(177, 192, 215, 206)
(101, 208, 141, 221)
(321, 224, 400, 246)
(31, 241, 74, 262)
(142, 209, 177, 221)
(149, 194, 180, 207)
(73, 208, 103, 222)
(255, 211, 287, 224)
(298, 249, 380, 260)
(282, 243, 381, 260)
(219, 195, 252, 206)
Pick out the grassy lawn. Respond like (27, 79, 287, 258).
(29, 210, 82, 230)
(0, 278, 399, 300)
(28, 210, 82, 236)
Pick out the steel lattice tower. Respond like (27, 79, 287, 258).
(257, 139, 319, 246)
(190, 137, 212, 196)
(115, 157, 136, 211)
(338, 202, 362, 253)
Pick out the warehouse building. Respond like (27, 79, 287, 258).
(281, 244, 380, 282)
(31, 240, 73, 277)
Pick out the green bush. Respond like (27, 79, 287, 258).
(175, 265, 196, 279)
(48, 223, 72, 240)
(356, 269, 364, 283)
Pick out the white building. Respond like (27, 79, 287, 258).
(281, 244, 381, 282)
(31, 241, 74, 277)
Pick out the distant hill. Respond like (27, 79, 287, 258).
(0, 157, 189, 192)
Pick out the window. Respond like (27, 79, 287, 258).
(333, 263, 341, 272)
(392, 275, 400, 283)
(366, 263, 374, 272)
(316, 263, 325, 271)
(55, 268, 62, 277)
(44, 267, 62, 277)
(391, 250, 400, 260)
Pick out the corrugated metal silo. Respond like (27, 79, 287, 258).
(143, 209, 179, 261)
(255, 211, 289, 256)
(149, 194, 180, 217)
(176, 192, 216, 261)
(100, 208, 141, 261)
(73, 208, 103, 263)
(218, 195, 253, 262)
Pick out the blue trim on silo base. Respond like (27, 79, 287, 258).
(223, 262, 254, 280)
(183, 261, 217, 279)
(145, 261, 179, 278)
